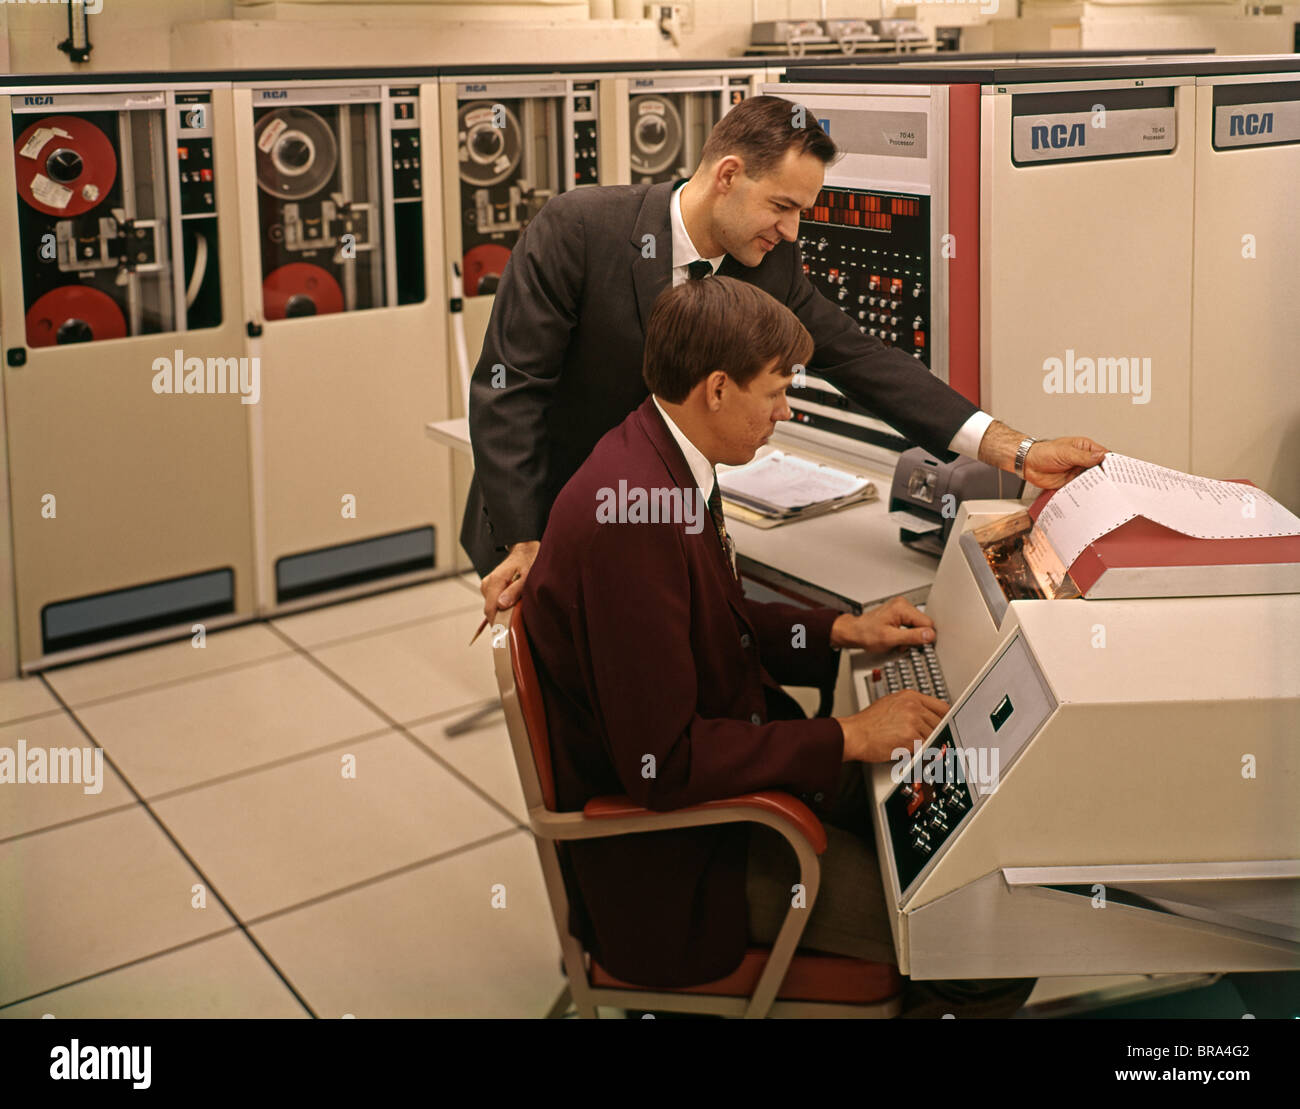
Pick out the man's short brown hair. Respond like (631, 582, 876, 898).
(642, 276, 813, 403)
(697, 94, 837, 180)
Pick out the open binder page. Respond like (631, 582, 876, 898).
(718, 450, 875, 515)
(1036, 452, 1300, 569)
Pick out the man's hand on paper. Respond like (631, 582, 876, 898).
(480, 540, 539, 619)
(1023, 437, 1109, 490)
(830, 596, 935, 655)
(1034, 452, 1300, 570)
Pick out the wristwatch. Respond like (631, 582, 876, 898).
(1013, 436, 1037, 480)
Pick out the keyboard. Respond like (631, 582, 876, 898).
(866, 644, 950, 702)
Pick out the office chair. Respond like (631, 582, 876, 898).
(493, 600, 904, 1018)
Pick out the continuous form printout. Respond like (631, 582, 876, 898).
(1035, 453, 1300, 569)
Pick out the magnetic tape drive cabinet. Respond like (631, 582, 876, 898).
(614, 69, 760, 186)
(443, 74, 604, 303)
(0, 80, 257, 669)
(234, 77, 452, 612)
(439, 72, 609, 570)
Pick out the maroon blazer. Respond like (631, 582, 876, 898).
(521, 396, 846, 987)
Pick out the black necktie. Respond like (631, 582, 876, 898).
(687, 259, 713, 281)
(707, 474, 738, 580)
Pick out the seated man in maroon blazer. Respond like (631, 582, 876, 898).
(520, 275, 1034, 1018)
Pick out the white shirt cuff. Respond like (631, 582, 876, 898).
(948, 410, 994, 459)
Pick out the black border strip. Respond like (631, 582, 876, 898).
(1213, 80, 1300, 107)
(786, 57, 1300, 86)
(1012, 87, 1174, 116)
(0, 49, 1219, 91)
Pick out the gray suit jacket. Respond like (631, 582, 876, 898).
(460, 179, 981, 575)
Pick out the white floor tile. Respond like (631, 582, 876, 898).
(153, 732, 515, 920)
(410, 715, 528, 824)
(0, 676, 60, 725)
(311, 617, 498, 724)
(0, 713, 134, 840)
(0, 931, 306, 1019)
(0, 807, 235, 1006)
(250, 830, 564, 1018)
(43, 623, 292, 708)
(76, 654, 388, 797)
(272, 579, 479, 649)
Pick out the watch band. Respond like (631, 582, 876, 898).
(1013, 436, 1037, 480)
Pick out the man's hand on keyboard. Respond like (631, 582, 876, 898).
(830, 596, 935, 656)
(837, 690, 950, 764)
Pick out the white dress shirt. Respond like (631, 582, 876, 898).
(666, 181, 993, 459)
(652, 394, 717, 506)
(669, 182, 726, 288)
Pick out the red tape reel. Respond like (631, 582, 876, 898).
(262, 263, 345, 320)
(25, 286, 127, 347)
(15, 114, 118, 218)
(463, 244, 513, 296)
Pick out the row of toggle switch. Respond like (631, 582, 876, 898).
(573, 120, 599, 185)
(177, 138, 216, 214)
(800, 244, 929, 359)
(809, 255, 924, 297)
(391, 132, 423, 200)
(905, 779, 970, 856)
(794, 183, 932, 370)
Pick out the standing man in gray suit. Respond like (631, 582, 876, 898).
(464, 95, 1107, 612)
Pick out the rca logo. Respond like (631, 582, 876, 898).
(1229, 112, 1274, 136)
(1031, 122, 1086, 150)
(24, 96, 55, 106)
(263, 90, 288, 100)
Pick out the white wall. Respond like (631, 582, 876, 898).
(983, 3, 1299, 51)
(0, 0, 234, 74)
(2, 0, 1296, 76)
(679, 1, 892, 58)
(0, 0, 669, 73)
(233, 0, 590, 17)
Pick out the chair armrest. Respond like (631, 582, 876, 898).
(535, 790, 835, 1016)
(580, 790, 829, 855)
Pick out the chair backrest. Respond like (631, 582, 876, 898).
(492, 599, 559, 813)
